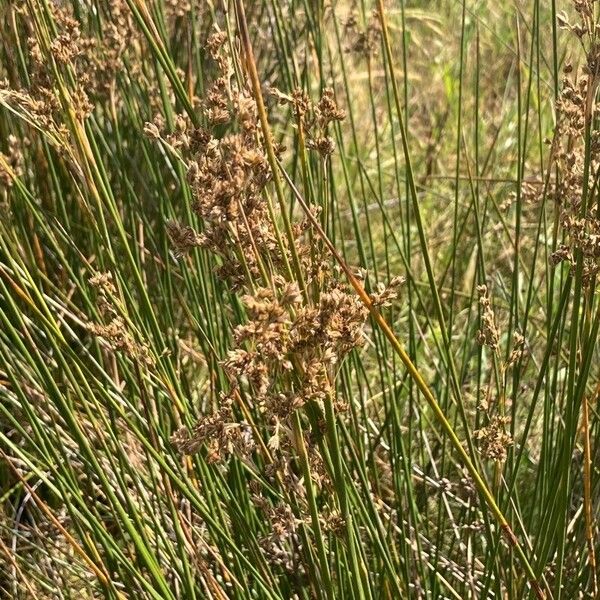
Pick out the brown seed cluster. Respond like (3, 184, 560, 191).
(147, 30, 367, 460)
(166, 220, 203, 258)
(28, 7, 101, 117)
(145, 38, 281, 288)
(205, 29, 230, 76)
(370, 276, 405, 307)
(171, 393, 255, 462)
(2, 1, 138, 134)
(474, 416, 513, 462)
(502, 180, 554, 213)
(251, 493, 307, 577)
(87, 272, 155, 367)
(553, 6, 600, 285)
(557, 1, 597, 44)
(0, 134, 24, 188)
(271, 86, 347, 157)
(0, 83, 71, 151)
(223, 283, 367, 421)
(476, 285, 499, 352)
(163, 0, 193, 19)
(343, 11, 381, 58)
(506, 331, 526, 368)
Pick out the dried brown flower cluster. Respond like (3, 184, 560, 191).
(87, 272, 155, 367)
(149, 30, 368, 461)
(146, 33, 282, 285)
(270, 86, 347, 157)
(251, 493, 307, 577)
(502, 180, 554, 213)
(344, 11, 381, 57)
(205, 29, 231, 81)
(506, 331, 526, 368)
(186, 126, 280, 286)
(474, 415, 513, 462)
(163, 0, 192, 19)
(476, 285, 499, 352)
(225, 283, 366, 420)
(171, 393, 255, 462)
(370, 276, 405, 307)
(166, 220, 203, 258)
(553, 4, 600, 285)
(0, 83, 71, 151)
(2, 1, 137, 131)
(557, 1, 596, 43)
(0, 135, 24, 188)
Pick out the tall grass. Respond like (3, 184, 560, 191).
(0, 1, 598, 598)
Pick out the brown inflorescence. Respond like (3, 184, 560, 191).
(146, 28, 368, 463)
(270, 85, 346, 158)
(343, 11, 381, 58)
(2, 0, 140, 137)
(553, 5, 600, 286)
(474, 416, 513, 463)
(0, 135, 24, 188)
(87, 272, 155, 367)
(476, 284, 499, 352)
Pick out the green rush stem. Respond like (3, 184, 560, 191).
(277, 161, 547, 600)
(1, 450, 119, 594)
(373, 0, 483, 485)
(291, 412, 334, 600)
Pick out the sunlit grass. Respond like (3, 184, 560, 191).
(0, 1, 598, 599)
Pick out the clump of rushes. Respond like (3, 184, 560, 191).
(3, 0, 600, 598)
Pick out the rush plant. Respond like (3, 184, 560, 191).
(0, 1, 598, 599)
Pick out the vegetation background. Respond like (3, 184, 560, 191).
(0, 0, 598, 598)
